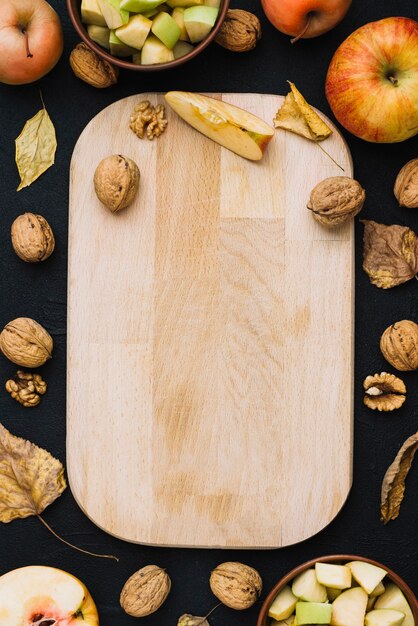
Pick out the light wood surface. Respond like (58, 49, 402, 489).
(67, 93, 354, 548)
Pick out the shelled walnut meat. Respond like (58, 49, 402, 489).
(0, 318, 53, 368)
(307, 176, 365, 227)
(215, 10, 262, 52)
(130, 100, 168, 140)
(94, 155, 140, 212)
(11, 213, 55, 262)
(210, 561, 262, 610)
(6, 371, 47, 407)
(394, 158, 418, 208)
(380, 320, 418, 371)
(363, 372, 406, 411)
(120, 565, 171, 617)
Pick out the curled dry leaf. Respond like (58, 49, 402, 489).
(362, 220, 418, 289)
(381, 431, 418, 523)
(363, 372, 406, 412)
(215, 9, 261, 52)
(15, 101, 57, 191)
(274, 81, 332, 142)
(178, 615, 210, 626)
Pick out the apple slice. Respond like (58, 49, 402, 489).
(167, 0, 204, 8)
(365, 609, 406, 626)
(116, 14, 152, 50)
(120, 0, 166, 11)
(172, 8, 190, 41)
(204, 0, 221, 8)
(271, 619, 295, 626)
(97, 0, 129, 29)
(268, 585, 298, 621)
(87, 24, 111, 48)
(331, 587, 368, 626)
(292, 569, 328, 603)
(0, 566, 98, 626)
(173, 40, 194, 58)
(371, 582, 386, 598)
(375, 584, 415, 626)
(141, 35, 175, 63)
(348, 561, 387, 595)
(295, 601, 332, 625)
(81, 0, 107, 26)
(109, 31, 137, 56)
(184, 6, 218, 42)
(152, 12, 181, 48)
(164, 91, 274, 160)
(316, 563, 352, 590)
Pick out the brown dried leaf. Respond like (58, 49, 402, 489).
(381, 431, 418, 523)
(178, 615, 210, 626)
(362, 220, 418, 289)
(274, 81, 332, 141)
(0, 423, 66, 522)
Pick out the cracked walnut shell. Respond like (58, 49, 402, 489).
(363, 372, 406, 411)
(210, 561, 262, 610)
(394, 158, 418, 208)
(6, 371, 47, 407)
(70, 42, 118, 88)
(307, 176, 365, 227)
(94, 155, 140, 213)
(0, 318, 53, 368)
(120, 565, 171, 617)
(215, 10, 262, 52)
(11, 213, 55, 262)
(380, 320, 418, 371)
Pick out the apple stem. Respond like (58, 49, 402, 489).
(37, 515, 119, 561)
(21, 28, 33, 58)
(316, 142, 345, 172)
(290, 14, 312, 44)
(388, 75, 398, 86)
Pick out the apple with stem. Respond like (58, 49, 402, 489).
(0, 0, 63, 85)
(326, 17, 418, 143)
(261, 0, 351, 43)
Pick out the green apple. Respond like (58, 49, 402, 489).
(120, 0, 166, 11)
(164, 91, 274, 160)
(331, 587, 368, 626)
(184, 5, 218, 42)
(368, 598, 378, 611)
(347, 562, 387, 595)
(204, 0, 221, 7)
(151, 12, 181, 48)
(81, 0, 107, 26)
(365, 609, 406, 626)
(268, 585, 298, 621)
(143, 3, 169, 16)
(295, 601, 332, 625)
(271, 619, 295, 626)
(97, 0, 129, 29)
(292, 569, 328, 603)
(167, 0, 204, 8)
(328, 588, 342, 601)
(375, 584, 415, 626)
(116, 14, 152, 49)
(173, 40, 194, 58)
(141, 35, 175, 63)
(371, 583, 386, 598)
(109, 30, 137, 55)
(87, 24, 110, 48)
(316, 563, 352, 590)
(171, 7, 190, 40)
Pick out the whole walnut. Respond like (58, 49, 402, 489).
(70, 42, 118, 88)
(215, 10, 262, 52)
(120, 565, 171, 617)
(380, 320, 418, 371)
(307, 176, 365, 227)
(0, 318, 53, 368)
(11, 213, 55, 262)
(210, 561, 262, 610)
(394, 158, 418, 208)
(94, 155, 140, 213)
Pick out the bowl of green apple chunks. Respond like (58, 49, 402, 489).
(258, 555, 418, 626)
(67, 0, 229, 70)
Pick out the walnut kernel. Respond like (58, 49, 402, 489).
(380, 320, 418, 371)
(6, 370, 47, 407)
(394, 158, 418, 208)
(94, 155, 140, 213)
(307, 176, 365, 227)
(215, 10, 262, 52)
(70, 42, 118, 88)
(363, 372, 406, 411)
(11, 213, 55, 262)
(120, 565, 171, 617)
(0, 318, 53, 368)
(210, 561, 262, 610)
(130, 100, 168, 140)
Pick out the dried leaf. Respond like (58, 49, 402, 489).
(15, 103, 57, 191)
(0, 423, 66, 522)
(274, 81, 332, 141)
(362, 220, 418, 289)
(381, 431, 418, 523)
(178, 615, 210, 626)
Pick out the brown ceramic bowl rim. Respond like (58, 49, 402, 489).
(258, 554, 418, 626)
(67, 0, 230, 71)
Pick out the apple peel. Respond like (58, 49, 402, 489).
(381, 430, 418, 524)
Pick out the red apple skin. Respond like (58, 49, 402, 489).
(326, 17, 418, 143)
(261, 0, 352, 40)
(0, 0, 64, 85)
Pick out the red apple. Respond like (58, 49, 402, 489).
(326, 17, 418, 143)
(261, 0, 352, 43)
(0, 0, 63, 85)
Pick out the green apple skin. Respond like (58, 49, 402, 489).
(375, 584, 415, 626)
(141, 35, 175, 63)
(371, 583, 386, 598)
(292, 569, 328, 603)
(184, 5, 218, 42)
(268, 585, 298, 621)
(173, 40, 193, 58)
(331, 587, 368, 626)
(167, 0, 204, 8)
(172, 8, 190, 40)
(204, 0, 221, 8)
(87, 24, 110, 48)
(347, 562, 387, 595)
(328, 588, 343, 601)
(151, 12, 181, 48)
(109, 30, 137, 55)
(120, 0, 166, 12)
(295, 601, 332, 625)
(97, 0, 129, 29)
(116, 14, 152, 49)
(81, 0, 107, 26)
(365, 609, 406, 626)
(326, 17, 418, 143)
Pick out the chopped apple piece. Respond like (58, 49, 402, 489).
(167, 0, 204, 8)
(164, 91, 274, 161)
(348, 562, 387, 595)
(132, 51, 142, 63)
(143, 3, 170, 16)
(97, 0, 129, 29)
(371, 583, 386, 598)
(204, 0, 221, 7)
(172, 7, 190, 40)
(87, 24, 111, 48)
(271, 619, 295, 626)
(81, 0, 107, 26)
(375, 584, 415, 626)
(316, 563, 352, 590)
(368, 597, 377, 611)
(268, 585, 298, 621)
(184, 5, 218, 42)
(328, 588, 342, 601)
(151, 12, 181, 48)
(116, 14, 152, 49)
(292, 569, 328, 603)
(121, 0, 166, 10)
(295, 601, 332, 625)
(173, 40, 194, 58)
(365, 609, 406, 626)
(109, 30, 137, 56)
(141, 35, 175, 63)
(331, 587, 368, 626)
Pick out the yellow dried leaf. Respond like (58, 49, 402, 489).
(0, 423, 66, 522)
(274, 81, 332, 141)
(381, 431, 418, 523)
(15, 105, 57, 191)
(178, 615, 210, 626)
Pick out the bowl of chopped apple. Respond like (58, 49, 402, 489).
(258, 555, 418, 626)
(67, 0, 229, 70)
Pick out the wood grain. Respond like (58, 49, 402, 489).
(67, 93, 354, 548)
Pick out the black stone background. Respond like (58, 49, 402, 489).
(0, 0, 417, 624)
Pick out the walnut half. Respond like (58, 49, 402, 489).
(363, 372, 406, 412)
(130, 101, 168, 140)
(6, 371, 47, 407)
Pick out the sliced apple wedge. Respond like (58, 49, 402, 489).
(268, 585, 298, 621)
(365, 609, 406, 626)
(81, 0, 107, 26)
(271, 619, 295, 626)
(375, 584, 415, 626)
(295, 601, 332, 624)
(328, 587, 342, 601)
(115, 14, 152, 50)
(292, 569, 328, 603)
(87, 24, 111, 48)
(316, 563, 352, 590)
(164, 91, 274, 160)
(371, 582, 386, 598)
(348, 561, 387, 595)
(331, 586, 368, 626)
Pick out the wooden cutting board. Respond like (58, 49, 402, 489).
(67, 93, 354, 548)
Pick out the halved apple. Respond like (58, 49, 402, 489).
(292, 569, 328, 603)
(315, 563, 352, 590)
(164, 91, 274, 160)
(331, 586, 368, 626)
(0, 566, 98, 626)
(348, 562, 387, 595)
(268, 585, 298, 621)
(375, 584, 415, 626)
(365, 609, 406, 626)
